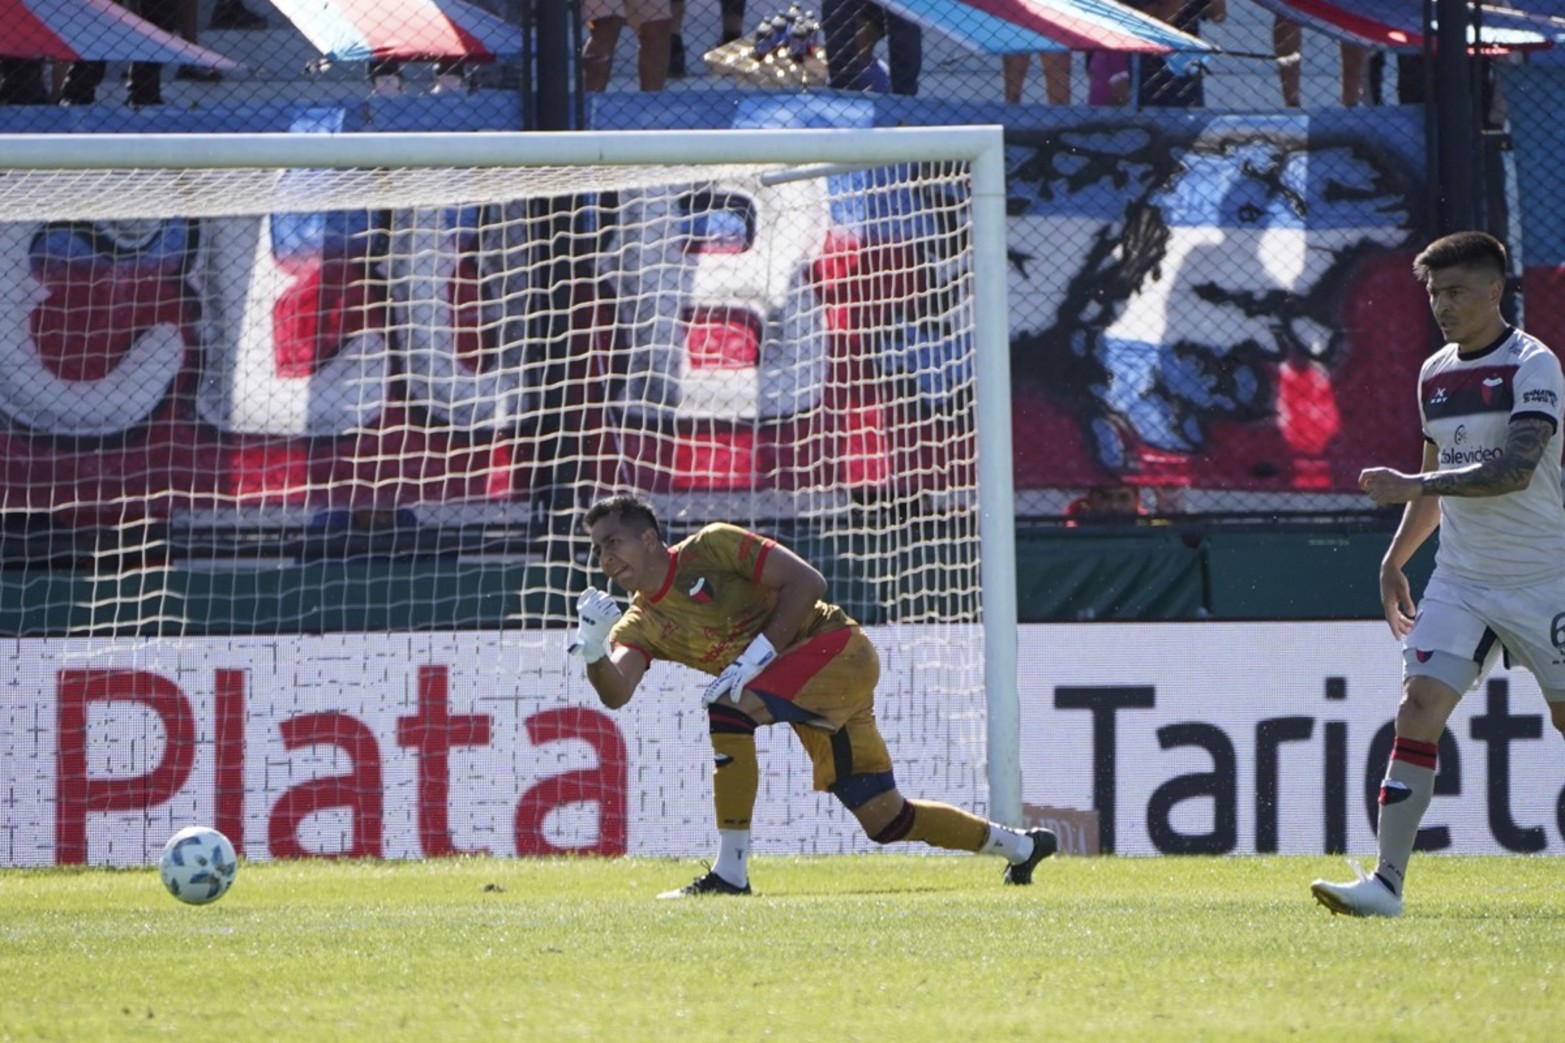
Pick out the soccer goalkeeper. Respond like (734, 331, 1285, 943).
(569, 493, 1055, 897)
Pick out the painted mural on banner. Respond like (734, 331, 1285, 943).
(0, 102, 980, 521)
(1003, 107, 1430, 493)
(596, 94, 1437, 497)
(1506, 64, 1565, 365)
(0, 97, 1432, 526)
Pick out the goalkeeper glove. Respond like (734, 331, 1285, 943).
(567, 588, 621, 664)
(702, 633, 777, 705)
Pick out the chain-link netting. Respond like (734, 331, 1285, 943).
(0, 1, 1551, 536)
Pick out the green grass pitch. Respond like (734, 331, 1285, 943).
(2, 854, 1560, 1041)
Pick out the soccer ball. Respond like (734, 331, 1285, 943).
(159, 826, 238, 905)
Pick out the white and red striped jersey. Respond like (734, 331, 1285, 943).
(1419, 325, 1565, 586)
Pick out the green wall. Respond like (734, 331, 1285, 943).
(1015, 524, 1436, 622)
(0, 525, 1435, 636)
(0, 562, 555, 637)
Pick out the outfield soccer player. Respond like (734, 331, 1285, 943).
(1312, 231, 1565, 917)
(569, 493, 1056, 897)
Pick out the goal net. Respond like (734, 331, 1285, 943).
(0, 129, 1017, 867)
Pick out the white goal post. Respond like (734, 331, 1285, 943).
(0, 127, 1020, 864)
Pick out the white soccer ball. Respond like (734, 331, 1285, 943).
(159, 826, 238, 905)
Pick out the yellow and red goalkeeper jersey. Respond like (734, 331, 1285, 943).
(608, 522, 853, 675)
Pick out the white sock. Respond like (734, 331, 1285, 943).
(713, 828, 750, 885)
(979, 824, 1032, 863)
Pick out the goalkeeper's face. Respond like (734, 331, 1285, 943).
(588, 514, 665, 595)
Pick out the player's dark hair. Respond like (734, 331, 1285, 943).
(1413, 231, 1508, 284)
(582, 494, 662, 540)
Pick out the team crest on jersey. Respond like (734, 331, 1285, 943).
(1481, 376, 1504, 405)
(688, 577, 714, 603)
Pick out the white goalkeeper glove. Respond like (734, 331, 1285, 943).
(567, 588, 621, 664)
(702, 633, 777, 705)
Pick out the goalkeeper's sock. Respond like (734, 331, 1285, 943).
(979, 823, 1035, 863)
(1372, 736, 1438, 897)
(710, 728, 759, 831)
(713, 829, 750, 887)
(898, 800, 989, 853)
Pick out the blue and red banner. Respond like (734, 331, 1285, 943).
(880, 0, 1215, 54)
(999, 105, 1430, 492)
(1248, 0, 1559, 53)
(0, 93, 1436, 525)
(1503, 63, 1565, 364)
(268, 0, 524, 64)
(2, 0, 239, 65)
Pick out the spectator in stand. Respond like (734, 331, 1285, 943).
(1064, 482, 1147, 525)
(1272, 15, 1373, 108)
(209, 0, 266, 30)
(177, 0, 268, 84)
(1393, 50, 1506, 130)
(58, 0, 260, 105)
(667, 1, 748, 78)
(669, 0, 688, 78)
(177, 0, 268, 85)
(823, 0, 920, 96)
(0, 59, 50, 105)
(173, 0, 219, 84)
(1003, 51, 1071, 105)
(60, 0, 184, 107)
(1133, 0, 1224, 108)
(367, 57, 471, 97)
(836, 3, 892, 93)
(583, 0, 674, 92)
(1086, 50, 1131, 106)
(1342, 43, 1373, 106)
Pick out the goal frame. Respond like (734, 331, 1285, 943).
(2, 126, 1021, 825)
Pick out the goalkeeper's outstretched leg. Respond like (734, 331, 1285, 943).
(840, 782, 1057, 886)
(810, 742, 1056, 887)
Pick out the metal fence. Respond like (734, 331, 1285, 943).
(0, 1, 1546, 527)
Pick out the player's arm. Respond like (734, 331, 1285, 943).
(1371, 443, 1441, 638)
(702, 537, 828, 706)
(1419, 415, 1553, 497)
(585, 645, 648, 711)
(751, 540, 829, 652)
(1359, 416, 1553, 502)
(568, 588, 646, 710)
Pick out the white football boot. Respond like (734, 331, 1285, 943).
(1310, 859, 1404, 918)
